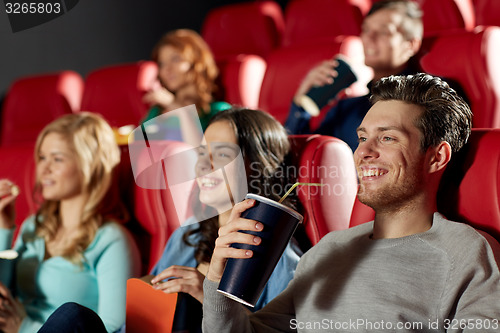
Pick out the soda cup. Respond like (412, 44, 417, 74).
(217, 193, 303, 307)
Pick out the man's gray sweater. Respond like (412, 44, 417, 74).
(203, 213, 500, 332)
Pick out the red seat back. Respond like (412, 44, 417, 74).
(438, 129, 500, 241)
(217, 54, 267, 109)
(420, 26, 500, 128)
(282, 0, 364, 47)
(349, 196, 375, 228)
(0, 144, 38, 242)
(129, 140, 197, 272)
(0, 71, 83, 146)
(289, 135, 358, 245)
(201, 1, 285, 108)
(472, 0, 500, 26)
(201, 1, 285, 60)
(420, 0, 475, 37)
(80, 61, 158, 128)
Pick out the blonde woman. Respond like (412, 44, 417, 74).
(0, 112, 140, 333)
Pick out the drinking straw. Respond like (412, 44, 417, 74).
(278, 182, 324, 203)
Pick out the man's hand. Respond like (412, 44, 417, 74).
(293, 59, 339, 106)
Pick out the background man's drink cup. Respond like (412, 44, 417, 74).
(298, 55, 358, 116)
(0, 249, 18, 289)
(217, 193, 303, 307)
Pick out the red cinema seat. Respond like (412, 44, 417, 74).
(420, 0, 475, 37)
(438, 129, 500, 241)
(201, 1, 285, 108)
(419, 26, 500, 128)
(129, 140, 197, 272)
(349, 196, 375, 228)
(282, 0, 365, 47)
(218, 54, 267, 109)
(472, 0, 500, 27)
(202, 1, 284, 60)
(0, 71, 83, 146)
(0, 144, 38, 242)
(80, 61, 158, 128)
(289, 135, 358, 245)
(348, 0, 372, 16)
(259, 35, 370, 124)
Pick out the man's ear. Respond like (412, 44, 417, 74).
(404, 37, 422, 59)
(410, 37, 422, 55)
(428, 141, 452, 174)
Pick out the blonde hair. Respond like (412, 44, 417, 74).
(34, 112, 127, 263)
(152, 29, 219, 113)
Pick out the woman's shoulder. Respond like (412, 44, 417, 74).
(90, 221, 133, 249)
(168, 217, 202, 243)
(20, 215, 37, 228)
(98, 220, 127, 234)
(17, 215, 37, 237)
(151, 217, 201, 273)
(3, 215, 37, 248)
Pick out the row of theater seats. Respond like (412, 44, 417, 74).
(2, 0, 500, 148)
(201, 0, 500, 127)
(0, 61, 158, 147)
(2, 129, 499, 273)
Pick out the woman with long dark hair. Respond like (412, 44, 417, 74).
(146, 107, 301, 331)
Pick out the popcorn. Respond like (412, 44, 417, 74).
(10, 185, 20, 196)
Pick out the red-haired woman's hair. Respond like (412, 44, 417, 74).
(152, 29, 219, 113)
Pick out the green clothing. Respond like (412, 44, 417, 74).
(141, 102, 231, 141)
(0, 216, 140, 333)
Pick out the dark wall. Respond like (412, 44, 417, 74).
(0, 0, 279, 101)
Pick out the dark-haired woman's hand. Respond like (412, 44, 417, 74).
(150, 265, 205, 303)
(206, 199, 262, 283)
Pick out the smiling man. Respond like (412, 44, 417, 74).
(202, 73, 500, 332)
(355, 99, 443, 238)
